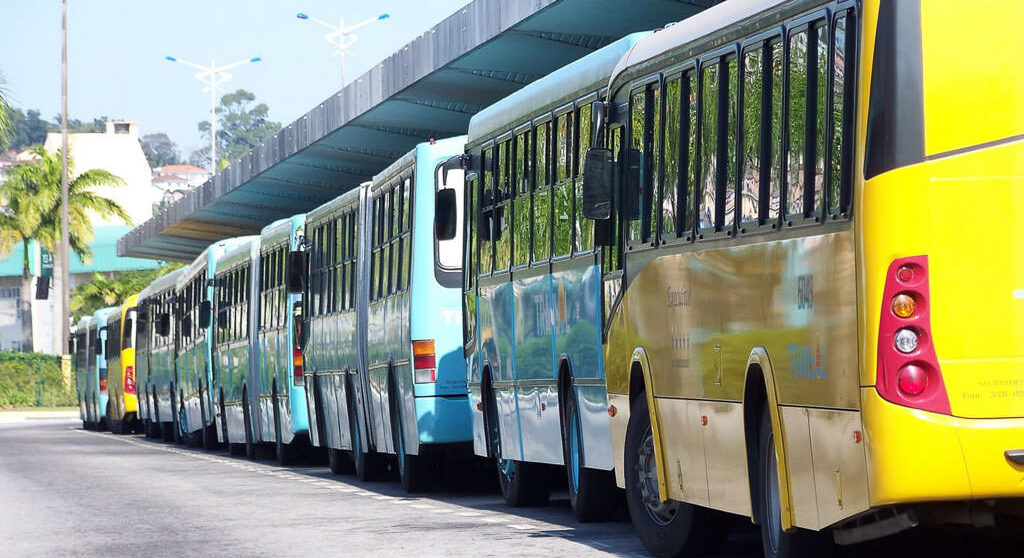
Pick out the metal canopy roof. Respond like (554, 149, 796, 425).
(119, 0, 719, 261)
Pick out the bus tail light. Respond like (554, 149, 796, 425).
(124, 366, 136, 394)
(292, 345, 304, 387)
(876, 256, 950, 414)
(99, 378, 107, 392)
(413, 340, 436, 384)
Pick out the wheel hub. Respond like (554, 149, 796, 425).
(635, 426, 679, 525)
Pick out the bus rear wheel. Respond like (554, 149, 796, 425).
(757, 407, 835, 558)
(561, 386, 617, 521)
(390, 383, 434, 493)
(625, 394, 725, 557)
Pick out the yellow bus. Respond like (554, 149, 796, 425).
(105, 294, 140, 434)
(580, 0, 1024, 556)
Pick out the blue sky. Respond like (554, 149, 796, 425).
(0, 1, 468, 158)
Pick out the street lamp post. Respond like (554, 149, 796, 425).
(164, 56, 261, 172)
(296, 11, 390, 88)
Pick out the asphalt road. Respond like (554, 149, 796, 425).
(0, 416, 1018, 558)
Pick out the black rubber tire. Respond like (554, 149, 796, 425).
(275, 392, 304, 466)
(757, 406, 836, 558)
(624, 394, 727, 557)
(161, 421, 175, 442)
(328, 447, 354, 474)
(390, 378, 434, 493)
(347, 376, 382, 482)
(480, 372, 548, 506)
(561, 385, 617, 522)
(243, 389, 256, 460)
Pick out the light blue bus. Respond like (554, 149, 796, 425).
(176, 238, 248, 449)
(137, 266, 187, 441)
(211, 236, 259, 457)
(72, 316, 99, 429)
(90, 306, 120, 431)
(250, 215, 310, 465)
(438, 34, 650, 519)
(301, 137, 470, 491)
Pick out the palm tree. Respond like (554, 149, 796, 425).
(71, 265, 179, 321)
(0, 147, 131, 351)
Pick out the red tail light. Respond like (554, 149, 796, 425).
(876, 256, 950, 414)
(413, 340, 436, 384)
(99, 378, 107, 391)
(124, 366, 136, 394)
(292, 345, 304, 387)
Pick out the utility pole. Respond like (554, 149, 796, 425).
(296, 11, 390, 89)
(59, 0, 71, 357)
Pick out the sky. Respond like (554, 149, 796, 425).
(0, 0, 469, 159)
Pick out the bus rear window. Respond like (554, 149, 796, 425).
(436, 166, 464, 270)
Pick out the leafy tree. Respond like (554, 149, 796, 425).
(7, 108, 52, 151)
(54, 115, 107, 133)
(198, 89, 280, 167)
(71, 264, 180, 321)
(0, 76, 12, 150)
(0, 147, 131, 351)
(140, 132, 180, 168)
(188, 146, 211, 170)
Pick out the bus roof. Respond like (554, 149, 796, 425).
(179, 236, 255, 288)
(306, 184, 363, 226)
(92, 305, 119, 324)
(213, 235, 258, 274)
(371, 136, 467, 189)
(260, 214, 305, 249)
(607, 0, 791, 92)
(467, 32, 650, 146)
(138, 266, 186, 301)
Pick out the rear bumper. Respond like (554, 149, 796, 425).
(863, 388, 1024, 506)
(414, 394, 472, 444)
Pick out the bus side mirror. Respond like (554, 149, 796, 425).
(35, 276, 50, 300)
(156, 313, 170, 337)
(582, 148, 614, 220)
(286, 251, 309, 294)
(435, 188, 457, 241)
(198, 300, 212, 329)
(95, 331, 105, 356)
(217, 306, 228, 329)
(181, 315, 192, 338)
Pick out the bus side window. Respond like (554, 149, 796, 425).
(494, 140, 511, 271)
(626, 89, 645, 244)
(699, 61, 719, 233)
(553, 111, 573, 258)
(479, 147, 495, 276)
(512, 131, 531, 267)
(575, 102, 594, 253)
(663, 77, 681, 238)
(724, 55, 738, 232)
(787, 29, 809, 221)
(741, 46, 763, 228)
(812, 22, 828, 220)
(829, 12, 854, 217)
(533, 124, 551, 263)
(683, 71, 697, 237)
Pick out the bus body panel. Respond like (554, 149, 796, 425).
(137, 267, 185, 429)
(92, 306, 118, 425)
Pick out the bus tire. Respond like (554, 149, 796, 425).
(625, 394, 726, 557)
(757, 406, 835, 558)
(390, 378, 434, 493)
(498, 459, 549, 507)
(328, 447, 353, 475)
(561, 386, 616, 522)
(243, 388, 256, 460)
(274, 391, 303, 466)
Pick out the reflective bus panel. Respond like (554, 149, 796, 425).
(104, 296, 140, 434)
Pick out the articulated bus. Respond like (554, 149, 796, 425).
(104, 296, 140, 434)
(252, 215, 309, 465)
(212, 236, 258, 457)
(301, 137, 470, 491)
(576, 0, 1024, 556)
(450, 34, 647, 519)
(72, 316, 99, 430)
(176, 238, 248, 449)
(90, 306, 119, 431)
(137, 267, 186, 441)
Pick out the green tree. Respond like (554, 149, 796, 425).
(0, 77, 12, 150)
(140, 132, 180, 168)
(0, 147, 131, 351)
(8, 108, 52, 151)
(198, 89, 280, 167)
(71, 264, 180, 321)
